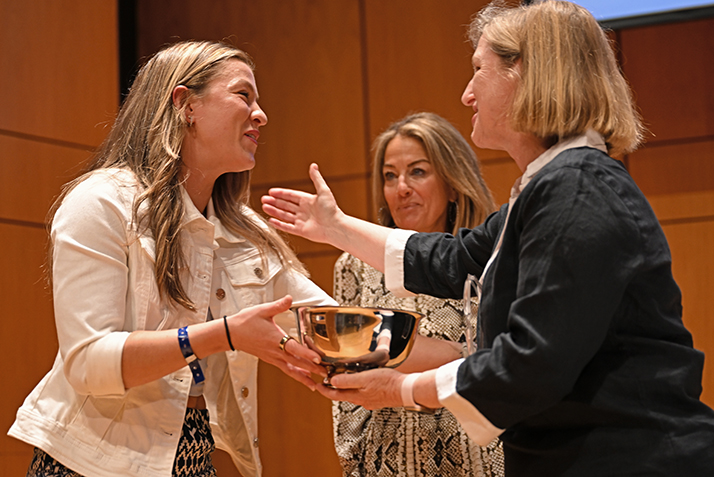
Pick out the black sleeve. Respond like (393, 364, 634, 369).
(402, 205, 507, 299)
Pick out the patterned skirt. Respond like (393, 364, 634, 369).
(26, 408, 217, 477)
(334, 400, 504, 477)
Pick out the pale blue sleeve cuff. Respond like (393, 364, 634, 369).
(436, 359, 504, 446)
(384, 229, 417, 298)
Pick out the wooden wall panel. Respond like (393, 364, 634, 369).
(363, 0, 490, 143)
(362, 0, 514, 205)
(0, 0, 118, 146)
(301, 253, 345, 301)
(647, 190, 714, 224)
(0, 225, 57, 476)
(480, 158, 522, 206)
(257, 362, 339, 477)
(0, 0, 118, 473)
(137, 0, 367, 186)
(0, 135, 93, 224)
(620, 17, 714, 143)
(628, 141, 714, 196)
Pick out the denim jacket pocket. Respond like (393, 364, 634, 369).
(220, 249, 281, 288)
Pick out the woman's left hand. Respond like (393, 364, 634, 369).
(316, 368, 407, 410)
(227, 295, 327, 390)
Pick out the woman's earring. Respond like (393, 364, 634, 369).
(378, 207, 391, 226)
(448, 200, 458, 224)
(188, 116, 194, 127)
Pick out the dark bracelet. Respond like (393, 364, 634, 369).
(223, 315, 236, 351)
(177, 326, 205, 384)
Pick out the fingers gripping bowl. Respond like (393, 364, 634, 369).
(276, 306, 423, 376)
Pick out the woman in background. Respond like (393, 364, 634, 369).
(332, 112, 502, 477)
(9, 40, 335, 477)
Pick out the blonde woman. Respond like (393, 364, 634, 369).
(332, 112, 501, 476)
(9, 40, 336, 477)
(263, 2, 714, 476)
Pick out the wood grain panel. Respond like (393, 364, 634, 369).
(256, 251, 343, 476)
(136, 0, 368, 184)
(0, 0, 118, 146)
(648, 190, 714, 223)
(0, 455, 36, 477)
(363, 0, 492, 145)
(620, 17, 714, 143)
(0, 224, 58, 464)
(0, 135, 92, 224)
(628, 140, 714, 196)
(0, 0, 118, 472)
(660, 219, 714, 406)
(257, 361, 341, 477)
(480, 157, 522, 207)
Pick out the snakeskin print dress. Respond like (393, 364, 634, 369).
(332, 252, 504, 477)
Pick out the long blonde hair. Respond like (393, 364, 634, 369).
(371, 112, 496, 234)
(469, 0, 645, 156)
(49, 40, 305, 310)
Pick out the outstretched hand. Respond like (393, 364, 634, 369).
(262, 163, 392, 272)
(261, 163, 343, 245)
(316, 368, 407, 410)
(227, 295, 327, 391)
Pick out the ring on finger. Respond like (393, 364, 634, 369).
(279, 335, 295, 352)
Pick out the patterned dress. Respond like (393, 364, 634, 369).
(332, 252, 504, 477)
(26, 408, 217, 477)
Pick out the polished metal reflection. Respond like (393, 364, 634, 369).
(291, 306, 423, 375)
(462, 274, 481, 356)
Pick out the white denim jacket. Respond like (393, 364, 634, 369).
(8, 168, 335, 477)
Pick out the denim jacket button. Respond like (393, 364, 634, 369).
(215, 288, 226, 300)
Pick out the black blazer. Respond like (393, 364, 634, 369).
(403, 147, 714, 476)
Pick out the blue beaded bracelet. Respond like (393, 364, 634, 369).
(177, 326, 205, 384)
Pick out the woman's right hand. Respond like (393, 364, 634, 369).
(227, 295, 327, 390)
(261, 163, 342, 245)
(122, 296, 326, 391)
(262, 163, 393, 272)
(317, 367, 441, 411)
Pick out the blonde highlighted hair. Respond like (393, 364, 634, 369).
(372, 112, 496, 234)
(49, 40, 304, 310)
(469, 0, 645, 156)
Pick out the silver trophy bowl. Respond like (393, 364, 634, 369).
(277, 306, 422, 376)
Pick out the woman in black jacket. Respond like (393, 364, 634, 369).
(261, 1, 714, 475)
